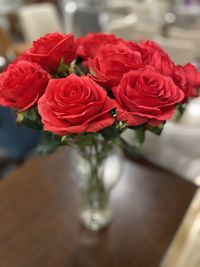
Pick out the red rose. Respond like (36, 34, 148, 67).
(89, 42, 144, 88)
(0, 60, 50, 111)
(140, 40, 175, 77)
(76, 33, 122, 60)
(24, 32, 76, 72)
(174, 63, 200, 100)
(183, 63, 200, 97)
(139, 40, 166, 58)
(140, 41, 200, 101)
(112, 68, 184, 126)
(38, 74, 115, 135)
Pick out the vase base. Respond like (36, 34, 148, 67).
(80, 207, 112, 231)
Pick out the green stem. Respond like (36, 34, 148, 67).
(80, 136, 111, 210)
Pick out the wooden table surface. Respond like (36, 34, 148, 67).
(0, 147, 197, 267)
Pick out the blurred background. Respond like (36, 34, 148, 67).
(1, 0, 200, 182)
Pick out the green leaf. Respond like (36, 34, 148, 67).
(54, 58, 70, 78)
(75, 134, 95, 149)
(173, 103, 186, 121)
(36, 132, 61, 155)
(61, 136, 67, 143)
(16, 112, 24, 123)
(147, 123, 165, 136)
(57, 58, 69, 73)
(61, 134, 76, 144)
(135, 128, 145, 144)
(74, 63, 88, 76)
(16, 107, 42, 130)
(101, 125, 119, 141)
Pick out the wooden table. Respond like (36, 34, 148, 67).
(0, 147, 197, 267)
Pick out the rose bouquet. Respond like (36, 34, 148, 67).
(0, 32, 199, 230)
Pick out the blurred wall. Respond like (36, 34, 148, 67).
(25, 0, 58, 4)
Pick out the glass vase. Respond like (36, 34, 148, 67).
(73, 141, 123, 231)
